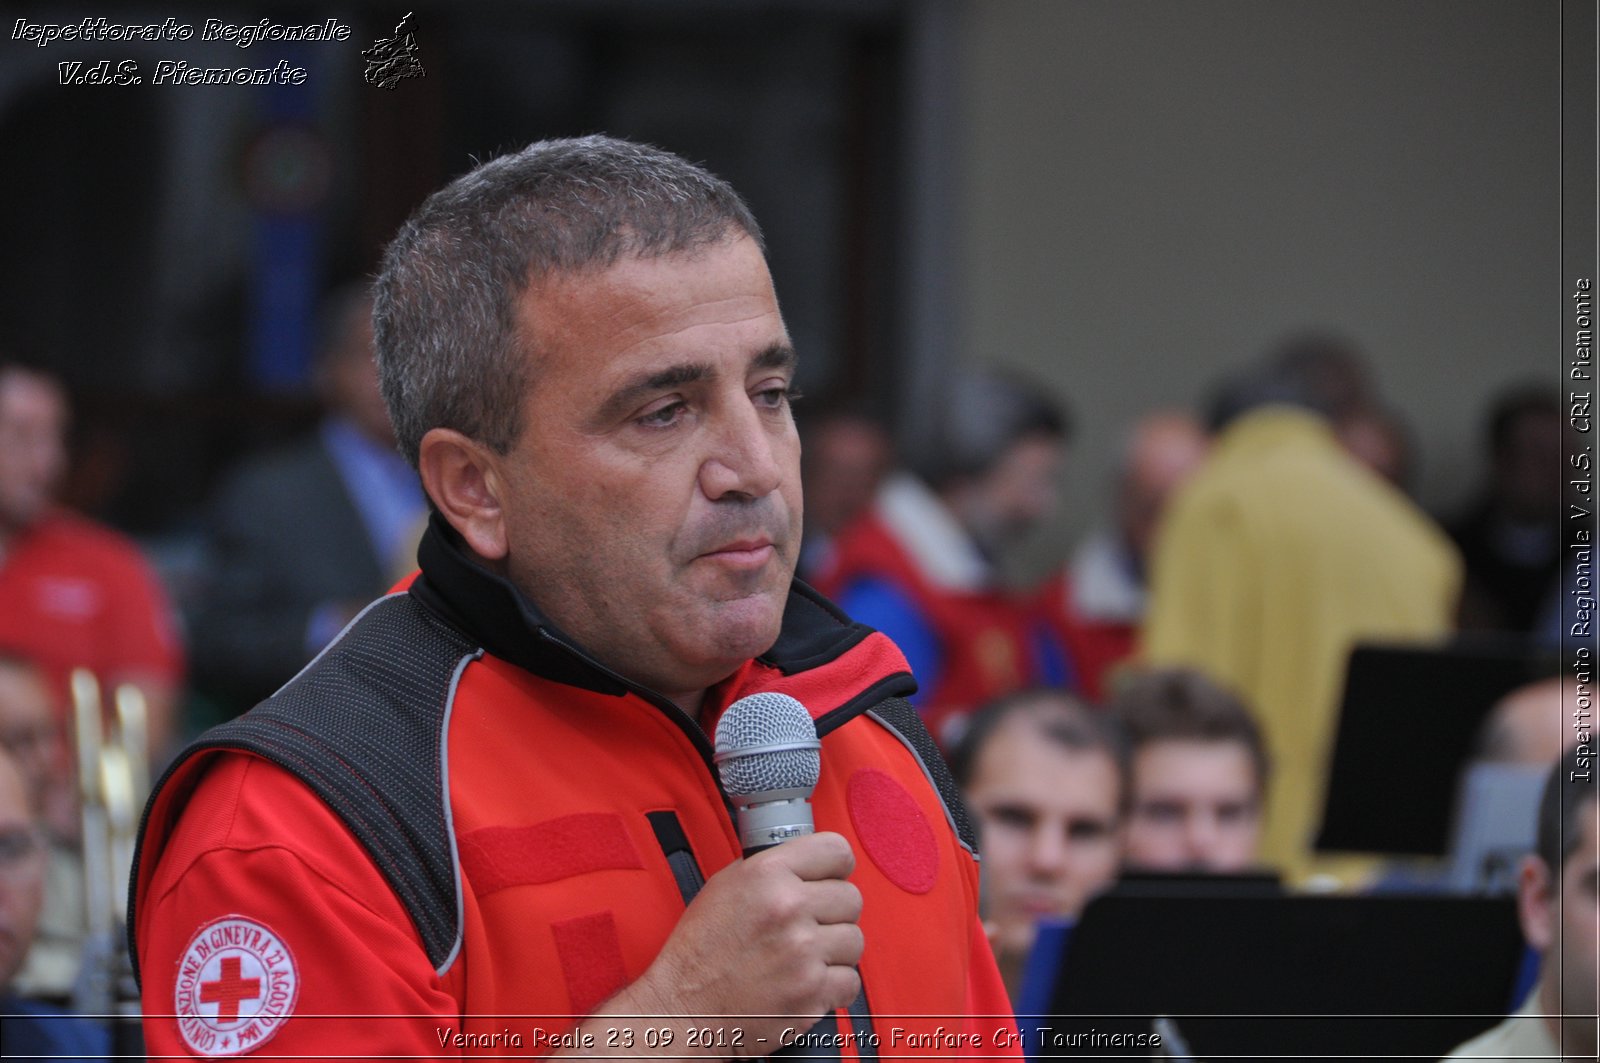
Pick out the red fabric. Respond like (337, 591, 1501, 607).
(137, 757, 458, 1057)
(814, 513, 1049, 739)
(0, 510, 184, 707)
(136, 627, 1020, 1057)
(457, 814, 643, 895)
(551, 912, 628, 1016)
(845, 769, 939, 895)
(701, 629, 910, 729)
(1031, 571, 1137, 705)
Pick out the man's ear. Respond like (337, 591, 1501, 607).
(1517, 853, 1556, 952)
(418, 428, 510, 562)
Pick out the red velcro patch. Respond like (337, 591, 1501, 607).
(552, 911, 628, 1016)
(846, 769, 939, 895)
(458, 814, 643, 896)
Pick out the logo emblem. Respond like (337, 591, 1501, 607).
(175, 916, 299, 1056)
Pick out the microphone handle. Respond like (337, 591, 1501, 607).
(737, 805, 876, 1062)
(736, 795, 814, 856)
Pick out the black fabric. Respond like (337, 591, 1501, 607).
(866, 697, 976, 853)
(814, 676, 919, 737)
(760, 580, 876, 675)
(646, 810, 707, 906)
(413, 513, 632, 698)
(129, 594, 478, 978)
(846, 984, 879, 1061)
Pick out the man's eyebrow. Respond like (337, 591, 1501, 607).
(752, 343, 798, 374)
(593, 362, 712, 425)
(592, 345, 798, 427)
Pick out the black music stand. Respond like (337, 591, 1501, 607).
(1315, 639, 1558, 857)
(1024, 891, 1523, 1061)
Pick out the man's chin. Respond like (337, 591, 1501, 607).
(690, 597, 786, 659)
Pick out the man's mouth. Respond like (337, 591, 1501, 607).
(700, 538, 776, 566)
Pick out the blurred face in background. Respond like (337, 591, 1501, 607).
(1118, 415, 1208, 565)
(319, 299, 396, 448)
(1495, 405, 1560, 522)
(1124, 738, 1262, 873)
(958, 433, 1063, 558)
(1523, 798, 1599, 1059)
(0, 660, 61, 815)
(801, 416, 891, 539)
(0, 751, 44, 988)
(964, 713, 1121, 958)
(0, 369, 68, 535)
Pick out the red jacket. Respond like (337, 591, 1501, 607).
(132, 521, 1017, 1059)
(815, 511, 1057, 741)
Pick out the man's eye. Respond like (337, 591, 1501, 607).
(754, 382, 797, 409)
(985, 805, 1035, 831)
(637, 401, 686, 427)
(1216, 802, 1256, 824)
(1068, 819, 1112, 841)
(1138, 802, 1184, 824)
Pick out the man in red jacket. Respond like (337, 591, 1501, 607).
(0, 360, 185, 756)
(813, 372, 1073, 744)
(133, 136, 1016, 1059)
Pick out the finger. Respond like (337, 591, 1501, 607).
(805, 879, 863, 926)
(765, 832, 855, 881)
(814, 921, 865, 969)
(821, 963, 863, 1013)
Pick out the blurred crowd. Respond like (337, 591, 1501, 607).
(0, 309, 1580, 1056)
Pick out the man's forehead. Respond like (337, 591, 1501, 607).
(1135, 738, 1260, 789)
(1138, 736, 1252, 761)
(523, 234, 773, 309)
(980, 735, 1118, 787)
(523, 246, 771, 344)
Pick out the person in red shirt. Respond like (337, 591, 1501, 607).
(133, 136, 1017, 1059)
(812, 372, 1074, 744)
(0, 360, 184, 758)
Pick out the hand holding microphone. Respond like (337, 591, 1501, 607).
(598, 694, 862, 1058)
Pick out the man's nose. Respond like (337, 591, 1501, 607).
(1027, 824, 1069, 874)
(1183, 813, 1220, 863)
(699, 401, 784, 501)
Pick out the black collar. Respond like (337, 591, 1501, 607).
(410, 514, 875, 697)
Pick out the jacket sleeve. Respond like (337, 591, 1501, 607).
(138, 755, 462, 1059)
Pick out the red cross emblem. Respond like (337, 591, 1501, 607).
(200, 955, 262, 1026)
(176, 916, 299, 1056)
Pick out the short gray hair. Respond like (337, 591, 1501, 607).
(373, 135, 764, 467)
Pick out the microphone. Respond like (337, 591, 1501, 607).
(714, 694, 854, 1062)
(713, 692, 822, 857)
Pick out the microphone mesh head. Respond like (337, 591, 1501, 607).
(714, 692, 821, 797)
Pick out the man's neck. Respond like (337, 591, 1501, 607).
(675, 690, 707, 725)
(1537, 976, 1597, 1057)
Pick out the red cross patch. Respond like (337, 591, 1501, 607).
(174, 916, 299, 1056)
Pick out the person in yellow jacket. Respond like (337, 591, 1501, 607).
(1141, 357, 1461, 883)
